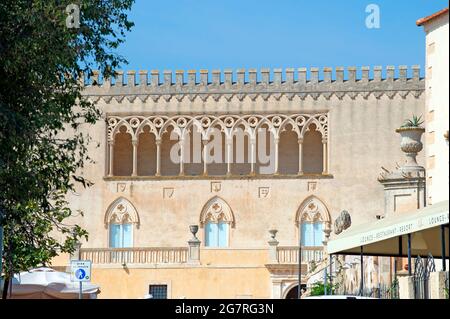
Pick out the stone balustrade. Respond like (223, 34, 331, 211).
(80, 247, 188, 264)
(276, 246, 325, 264)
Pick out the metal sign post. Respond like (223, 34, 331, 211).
(0, 208, 3, 284)
(71, 260, 92, 300)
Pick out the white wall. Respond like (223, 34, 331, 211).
(423, 12, 449, 204)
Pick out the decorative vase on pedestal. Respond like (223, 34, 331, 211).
(395, 127, 425, 172)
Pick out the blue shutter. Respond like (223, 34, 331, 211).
(313, 222, 324, 246)
(301, 223, 314, 246)
(218, 222, 229, 247)
(122, 223, 133, 248)
(109, 224, 121, 248)
(205, 222, 219, 247)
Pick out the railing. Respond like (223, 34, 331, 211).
(276, 246, 324, 264)
(80, 247, 188, 264)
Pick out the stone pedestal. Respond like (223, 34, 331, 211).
(188, 225, 201, 264)
(268, 230, 279, 264)
(429, 271, 449, 299)
(398, 275, 414, 299)
(378, 126, 426, 217)
(188, 239, 201, 264)
(378, 170, 426, 216)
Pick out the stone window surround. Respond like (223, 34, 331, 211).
(199, 196, 235, 248)
(105, 112, 330, 179)
(104, 197, 140, 248)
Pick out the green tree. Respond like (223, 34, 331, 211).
(309, 277, 340, 296)
(0, 0, 134, 298)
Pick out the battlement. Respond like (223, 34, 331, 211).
(82, 66, 424, 102)
(84, 66, 422, 86)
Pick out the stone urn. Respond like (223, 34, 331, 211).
(395, 127, 425, 170)
(268, 229, 278, 240)
(189, 225, 199, 240)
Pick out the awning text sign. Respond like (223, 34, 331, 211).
(328, 208, 449, 254)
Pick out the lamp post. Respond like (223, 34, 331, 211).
(0, 207, 3, 277)
(298, 234, 302, 299)
(0, 208, 3, 289)
(73, 240, 83, 300)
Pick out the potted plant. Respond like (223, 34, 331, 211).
(395, 115, 425, 169)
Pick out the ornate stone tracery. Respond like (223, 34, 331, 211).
(106, 113, 328, 143)
(106, 113, 329, 177)
(104, 197, 140, 228)
(295, 195, 332, 240)
(199, 196, 235, 228)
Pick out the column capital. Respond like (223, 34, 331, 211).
(298, 138, 304, 144)
(108, 139, 115, 146)
(155, 139, 162, 146)
(132, 139, 138, 146)
(321, 138, 328, 144)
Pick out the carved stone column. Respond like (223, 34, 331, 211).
(298, 138, 303, 175)
(226, 138, 232, 176)
(179, 137, 185, 176)
(250, 137, 256, 175)
(108, 140, 114, 177)
(155, 139, 161, 176)
(202, 139, 208, 176)
(132, 139, 138, 176)
(322, 138, 328, 174)
(274, 137, 279, 175)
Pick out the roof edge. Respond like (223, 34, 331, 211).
(416, 7, 449, 26)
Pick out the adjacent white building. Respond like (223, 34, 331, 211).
(417, 8, 449, 205)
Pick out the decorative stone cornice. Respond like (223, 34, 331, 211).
(81, 66, 424, 103)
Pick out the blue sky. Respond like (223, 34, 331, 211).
(116, 0, 447, 77)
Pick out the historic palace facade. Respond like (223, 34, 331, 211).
(53, 66, 425, 298)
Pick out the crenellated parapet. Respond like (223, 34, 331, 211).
(82, 66, 424, 103)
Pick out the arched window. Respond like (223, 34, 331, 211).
(296, 196, 331, 247)
(301, 221, 324, 247)
(113, 125, 133, 176)
(302, 123, 324, 174)
(200, 196, 235, 248)
(105, 197, 140, 248)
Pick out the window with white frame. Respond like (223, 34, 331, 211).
(205, 221, 229, 247)
(109, 223, 133, 248)
(300, 221, 324, 247)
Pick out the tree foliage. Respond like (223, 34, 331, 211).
(309, 277, 340, 296)
(0, 0, 134, 296)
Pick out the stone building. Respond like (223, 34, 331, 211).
(52, 66, 425, 298)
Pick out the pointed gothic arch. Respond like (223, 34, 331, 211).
(199, 196, 235, 228)
(104, 197, 140, 229)
(295, 195, 332, 241)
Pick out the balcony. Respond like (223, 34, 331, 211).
(78, 246, 324, 268)
(80, 247, 188, 265)
(276, 246, 325, 264)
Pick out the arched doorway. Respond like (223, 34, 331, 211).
(284, 284, 307, 299)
